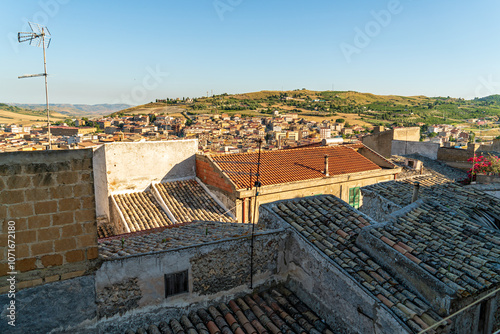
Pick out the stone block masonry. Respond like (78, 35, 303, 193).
(0, 149, 99, 293)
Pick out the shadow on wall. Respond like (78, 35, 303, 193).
(161, 156, 196, 182)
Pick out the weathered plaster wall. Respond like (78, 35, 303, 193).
(93, 145, 109, 221)
(359, 190, 402, 222)
(495, 292, 500, 332)
(93, 230, 286, 333)
(391, 140, 440, 160)
(363, 128, 420, 158)
(0, 275, 96, 334)
(93, 140, 198, 218)
(449, 290, 499, 334)
(362, 130, 395, 158)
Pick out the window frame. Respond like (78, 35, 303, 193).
(164, 270, 189, 298)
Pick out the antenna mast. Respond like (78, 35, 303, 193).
(18, 22, 52, 150)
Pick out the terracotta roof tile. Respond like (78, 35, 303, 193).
(362, 175, 500, 297)
(156, 180, 233, 223)
(97, 216, 116, 239)
(127, 287, 333, 334)
(267, 195, 446, 333)
(113, 191, 174, 233)
(211, 146, 382, 189)
(369, 199, 500, 298)
(112, 179, 234, 235)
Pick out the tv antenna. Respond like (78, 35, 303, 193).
(18, 22, 52, 150)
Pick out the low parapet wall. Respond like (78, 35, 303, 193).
(392, 140, 439, 160)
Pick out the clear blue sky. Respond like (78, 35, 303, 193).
(1, 0, 499, 105)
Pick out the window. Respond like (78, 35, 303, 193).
(477, 299, 492, 334)
(349, 187, 361, 209)
(164, 270, 189, 298)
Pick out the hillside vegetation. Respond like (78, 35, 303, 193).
(115, 90, 500, 127)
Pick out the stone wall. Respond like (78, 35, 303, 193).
(0, 149, 98, 293)
(93, 230, 286, 333)
(437, 147, 475, 162)
(97, 277, 141, 319)
(191, 236, 281, 295)
(391, 140, 440, 160)
(259, 208, 411, 334)
(479, 138, 500, 152)
(362, 129, 395, 157)
(359, 190, 402, 222)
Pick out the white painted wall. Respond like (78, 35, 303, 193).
(93, 140, 198, 218)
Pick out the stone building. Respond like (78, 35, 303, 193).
(1, 140, 498, 334)
(362, 127, 421, 158)
(42, 126, 96, 136)
(196, 143, 401, 223)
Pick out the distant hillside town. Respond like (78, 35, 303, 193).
(1, 109, 499, 154)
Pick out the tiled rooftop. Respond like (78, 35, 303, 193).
(99, 221, 256, 260)
(362, 175, 454, 207)
(124, 286, 335, 334)
(113, 191, 174, 233)
(370, 200, 500, 298)
(97, 222, 116, 239)
(211, 146, 382, 189)
(270, 196, 445, 333)
(155, 179, 234, 223)
(363, 179, 500, 230)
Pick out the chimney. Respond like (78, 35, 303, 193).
(324, 155, 329, 176)
(411, 182, 420, 203)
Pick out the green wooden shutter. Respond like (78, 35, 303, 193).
(349, 187, 360, 209)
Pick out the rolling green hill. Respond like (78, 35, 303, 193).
(113, 90, 500, 127)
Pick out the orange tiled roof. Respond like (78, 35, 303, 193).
(211, 146, 382, 189)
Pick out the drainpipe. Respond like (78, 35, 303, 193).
(324, 155, 329, 176)
(411, 182, 420, 203)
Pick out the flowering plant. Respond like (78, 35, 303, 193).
(467, 154, 500, 178)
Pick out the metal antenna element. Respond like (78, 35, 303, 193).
(18, 22, 52, 150)
(249, 138, 263, 289)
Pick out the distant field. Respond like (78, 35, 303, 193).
(301, 113, 373, 127)
(0, 109, 66, 125)
(465, 128, 500, 138)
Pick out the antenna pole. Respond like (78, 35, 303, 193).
(249, 139, 263, 289)
(42, 28, 51, 150)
